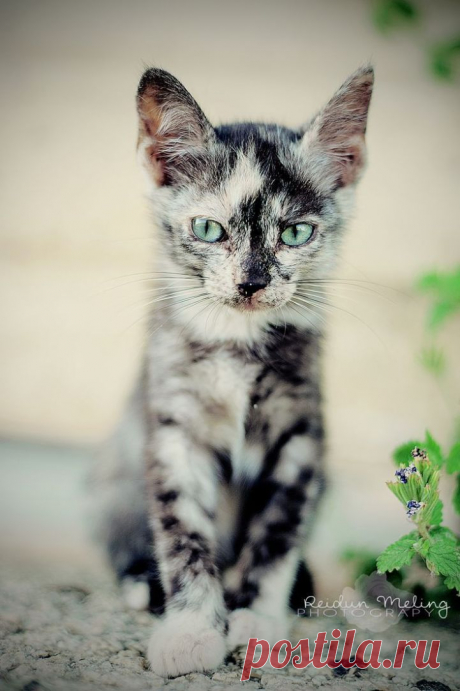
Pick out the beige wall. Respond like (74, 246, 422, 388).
(1, 0, 460, 583)
(1, 0, 459, 450)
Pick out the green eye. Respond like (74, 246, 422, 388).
(281, 223, 315, 247)
(192, 218, 225, 243)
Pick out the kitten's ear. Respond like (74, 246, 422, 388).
(301, 66, 374, 189)
(137, 68, 215, 186)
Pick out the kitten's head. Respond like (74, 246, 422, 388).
(136, 67, 373, 336)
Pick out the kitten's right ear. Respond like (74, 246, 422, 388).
(136, 68, 214, 186)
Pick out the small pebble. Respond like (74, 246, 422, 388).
(416, 681, 451, 691)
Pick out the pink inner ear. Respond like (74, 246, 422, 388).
(137, 85, 212, 188)
(336, 137, 366, 187)
(141, 116, 154, 138)
(144, 142, 166, 186)
(307, 69, 373, 189)
(137, 98, 177, 185)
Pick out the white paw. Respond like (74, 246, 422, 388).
(121, 578, 150, 611)
(148, 610, 226, 677)
(227, 608, 290, 651)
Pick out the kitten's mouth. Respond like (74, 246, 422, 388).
(239, 302, 260, 312)
(234, 297, 270, 312)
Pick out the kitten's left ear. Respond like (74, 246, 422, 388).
(301, 66, 374, 189)
(137, 68, 215, 186)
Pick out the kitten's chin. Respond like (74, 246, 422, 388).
(231, 296, 283, 314)
(176, 300, 274, 344)
(234, 301, 269, 313)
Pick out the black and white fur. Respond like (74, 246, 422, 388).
(90, 66, 373, 677)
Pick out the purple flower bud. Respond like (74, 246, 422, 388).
(406, 500, 424, 518)
(411, 447, 427, 461)
(395, 463, 419, 484)
(395, 468, 408, 484)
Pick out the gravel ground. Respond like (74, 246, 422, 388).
(0, 566, 458, 691)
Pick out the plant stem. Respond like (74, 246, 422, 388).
(417, 522, 431, 542)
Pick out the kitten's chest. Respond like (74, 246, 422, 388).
(189, 350, 265, 482)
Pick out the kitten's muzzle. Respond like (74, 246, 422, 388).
(237, 281, 267, 298)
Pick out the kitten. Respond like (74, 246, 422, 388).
(90, 66, 373, 677)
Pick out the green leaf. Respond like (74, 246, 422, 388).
(340, 548, 379, 579)
(372, 0, 419, 33)
(430, 498, 443, 526)
(453, 475, 460, 516)
(429, 301, 458, 330)
(414, 538, 430, 558)
(419, 346, 445, 376)
(421, 482, 437, 504)
(430, 37, 460, 81)
(418, 489, 443, 526)
(417, 267, 460, 329)
(446, 443, 460, 474)
(417, 271, 444, 292)
(419, 461, 440, 488)
(444, 574, 460, 593)
(387, 481, 407, 504)
(418, 486, 442, 526)
(392, 441, 422, 466)
(340, 547, 373, 562)
(424, 431, 444, 467)
(425, 533, 460, 579)
(377, 532, 418, 573)
(417, 267, 460, 296)
(429, 526, 458, 543)
(388, 474, 422, 505)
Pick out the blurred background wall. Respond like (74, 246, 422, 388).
(0, 0, 459, 591)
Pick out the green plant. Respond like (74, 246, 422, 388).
(430, 37, 460, 81)
(372, 0, 419, 33)
(417, 267, 460, 332)
(341, 547, 459, 621)
(376, 433, 460, 592)
(416, 267, 460, 433)
(372, 1, 460, 81)
(343, 267, 460, 600)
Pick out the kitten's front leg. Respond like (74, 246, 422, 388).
(146, 422, 226, 677)
(225, 430, 324, 650)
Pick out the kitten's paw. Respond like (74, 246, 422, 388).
(121, 578, 150, 611)
(227, 608, 290, 651)
(148, 611, 226, 677)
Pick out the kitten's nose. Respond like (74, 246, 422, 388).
(237, 281, 267, 298)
